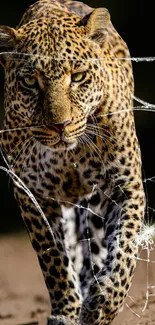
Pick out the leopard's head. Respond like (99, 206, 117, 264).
(0, 5, 111, 154)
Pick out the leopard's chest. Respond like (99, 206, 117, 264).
(16, 147, 107, 203)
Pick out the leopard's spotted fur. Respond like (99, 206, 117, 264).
(0, 1, 145, 324)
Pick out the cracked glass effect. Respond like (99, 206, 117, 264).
(0, 54, 155, 323)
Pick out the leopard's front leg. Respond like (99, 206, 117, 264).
(80, 179, 145, 325)
(14, 187, 82, 322)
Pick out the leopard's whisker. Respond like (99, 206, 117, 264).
(81, 134, 96, 160)
(86, 129, 112, 147)
(86, 128, 116, 147)
(11, 137, 34, 169)
(82, 133, 104, 166)
(87, 123, 117, 139)
(0, 124, 44, 134)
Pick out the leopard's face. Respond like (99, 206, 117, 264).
(2, 12, 109, 153)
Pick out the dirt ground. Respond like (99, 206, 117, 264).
(0, 233, 155, 325)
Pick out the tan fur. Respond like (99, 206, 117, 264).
(0, 1, 145, 324)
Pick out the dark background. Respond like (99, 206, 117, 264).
(0, 0, 155, 232)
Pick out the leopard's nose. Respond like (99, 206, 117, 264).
(50, 120, 71, 132)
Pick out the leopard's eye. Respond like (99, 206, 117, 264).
(71, 72, 86, 82)
(21, 77, 37, 88)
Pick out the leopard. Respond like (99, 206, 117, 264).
(0, 0, 146, 324)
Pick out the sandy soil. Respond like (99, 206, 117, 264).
(0, 232, 155, 325)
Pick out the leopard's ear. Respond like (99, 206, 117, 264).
(0, 26, 18, 66)
(81, 8, 110, 45)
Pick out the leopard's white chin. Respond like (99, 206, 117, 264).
(48, 139, 78, 152)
